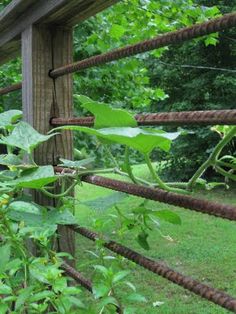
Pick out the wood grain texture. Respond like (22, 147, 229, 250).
(0, 0, 119, 64)
(51, 27, 75, 261)
(22, 25, 75, 264)
(0, 39, 20, 65)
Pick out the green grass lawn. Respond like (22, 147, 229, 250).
(74, 164, 236, 314)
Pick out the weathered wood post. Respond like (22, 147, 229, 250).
(21, 25, 75, 263)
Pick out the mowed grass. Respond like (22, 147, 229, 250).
(74, 164, 236, 314)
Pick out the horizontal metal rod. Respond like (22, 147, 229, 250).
(50, 12, 236, 78)
(0, 82, 22, 96)
(51, 109, 236, 126)
(70, 224, 236, 312)
(62, 262, 92, 292)
(54, 167, 236, 221)
(62, 262, 121, 313)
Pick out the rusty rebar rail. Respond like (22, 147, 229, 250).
(54, 167, 236, 221)
(51, 109, 236, 126)
(50, 12, 236, 78)
(62, 262, 92, 292)
(62, 262, 122, 313)
(70, 224, 236, 312)
(0, 82, 22, 96)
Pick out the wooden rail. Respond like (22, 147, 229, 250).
(0, 0, 119, 65)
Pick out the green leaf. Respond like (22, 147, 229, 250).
(94, 265, 109, 276)
(0, 154, 22, 167)
(0, 121, 55, 153)
(98, 296, 119, 308)
(82, 192, 127, 211)
(47, 209, 76, 225)
(0, 284, 12, 295)
(126, 293, 147, 302)
(0, 110, 22, 130)
(7, 201, 45, 226)
(8, 201, 76, 226)
(14, 166, 58, 189)
(136, 231, 150, 250)
(124, 281, 136, 291)
(29, 290, 55, 302)
(0, 244, 11, 272)
(205, 36, 218, 46)
(152, 210, 181, 225)
(65, 296, 85, 309)
(113, 270, 130, 284)
(92, 283, 110, 299)
(0, 304, 8, 314)
(110, 24, 126, 39)
(76, 95, 137, 128)
(15, 287, 34, 310)
(59, 157, 95, 169)
(51, 126, 179, 154)
(4, 258, 22, 273)
(153, 88, 168, 100)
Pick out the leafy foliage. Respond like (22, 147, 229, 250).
(0, 0, 235, 312)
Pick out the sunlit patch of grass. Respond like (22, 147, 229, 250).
(75, 164, 236, 314)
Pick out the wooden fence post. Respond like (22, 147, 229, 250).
(21, 24, 75, 264)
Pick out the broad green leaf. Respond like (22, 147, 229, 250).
(98, 296, 119, 308)
(92, 283, 110, 299)
(110, 24, 126, 39)
(124, 281, 136, 291)
(4, 258, 22, 272)
(0, 154, 37, 171)
(65, 296, 85, 309)
(211, 125, 236, 138)
(51, 126, 179, 154)
(132, 206, 150, 215)
(8, 201, 76, 226)
(7, 201, 45, 226)
(0, 170, 17, 181)
(126, 293, 147, 302)
(0, 284, 12, 295)
(0, 121, 55, 153)
(112, 270, 130, 284)
(47, 208, 76, 225)
(0, 154, 22, 167)
(136, 231, 150, 250)
(76, 95, 137, 128)
(14, 166, 57, 189)
(93, 265, 109, 276)
(29, 290, 55, 302)
(0, 304, 8, 314)
(15, 287, 34, 310)
(0, 110, 22, 130)
(0, 244, 11, 272)
(82, 192, 127, 211)
(152, 210, 181, 225)
(59, 157, 95, 169)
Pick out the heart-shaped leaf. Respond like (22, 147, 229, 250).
(8, 201, 76, 226)
(13, 166, 58, 189)
(0, 154, 22, 167)
(0, 122, 56, 153)
(0, 110, 22, 130)
(51, 126, 179, 154)
(76, 95, 137, 128)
